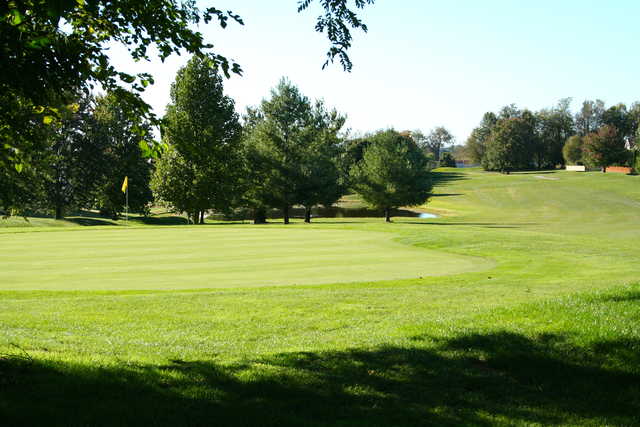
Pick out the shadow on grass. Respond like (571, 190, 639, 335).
(63, 217, 117, 226)
(1, 332, 637, 426)
(131, 216, 190, 226)
(429, 193, 463, 197)
(431, 171, 469, 187)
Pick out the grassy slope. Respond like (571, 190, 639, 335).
(0, 168, 639, 426)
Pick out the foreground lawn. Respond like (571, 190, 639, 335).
(0, 168, 639, 425)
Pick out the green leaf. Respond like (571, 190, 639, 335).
(43, 116, 55, 125)
(9, 9, 23, 26)
(14, 163, 24, 173)
(138, 140, 152, 157)
(27, 36, 51, 49)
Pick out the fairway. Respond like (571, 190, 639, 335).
(0, 227, 491, 290)
(1, 169, 639, 426)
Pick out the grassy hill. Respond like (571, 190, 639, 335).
(0, 168, 638, 426)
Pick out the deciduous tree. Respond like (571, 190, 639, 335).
(1, 1, 374, 169)
(154, 57, 244, 224)
(583, 125, 629, 172)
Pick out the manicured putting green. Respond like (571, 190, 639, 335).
(0, 227, 491, 290)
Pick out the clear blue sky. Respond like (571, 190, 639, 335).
(110, 0, 640, 143)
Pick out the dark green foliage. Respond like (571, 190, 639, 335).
(439, 152, 456, 168)
(602, 104, 632, 139)
(339, 135, 373, 187)
(152, 57, 244, 224)
(296, 101, 347, 222)
(575, 100, 605, 136)
(43, 93, 107, 219)
(151, 148, 199, 221)
(244, 79, 314, 224)
(482, 113, 537, 173)
(535, 98, 574, 168)
(0, 1, 242, 171)
(1, 1, 372, 170)
(464, 112, 497, 164)
(563, 135, 584, 165)
(350, 130, 432, 222)
(583, 125, 630, 171)
(243, 79, 344, 224)
(298, 0, 376, 71)
(92, 94, 154, 218)
(417, 127, 454, 161)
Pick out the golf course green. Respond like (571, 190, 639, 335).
(0, 227, 492, 290)
(1, 168, 638, 426)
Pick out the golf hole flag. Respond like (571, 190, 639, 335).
(121, 176, 128, 193)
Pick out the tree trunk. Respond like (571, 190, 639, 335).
(192, 212, 199, 224)
(199, 210, 205, 224)
(283, 205, 290, 224)
(253, 208, 267, 224)
(55, 205, 63, 220)
(385, 208, 391, 223)
(304, 206, 311, 223)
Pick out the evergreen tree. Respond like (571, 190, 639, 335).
(350, 130, 432, 222)
(244, 78, 314, 224)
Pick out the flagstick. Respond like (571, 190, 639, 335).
(125, 184, 129, 225)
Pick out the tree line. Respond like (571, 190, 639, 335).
(464, 99, 640, 173)
(2, 57, 432, 223)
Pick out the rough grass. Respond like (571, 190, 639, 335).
(0, 168, 639, 426)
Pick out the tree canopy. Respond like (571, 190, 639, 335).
(1, 0, 374, 169)
(152, 56, 244, 224)
(350, 130, 432, 222)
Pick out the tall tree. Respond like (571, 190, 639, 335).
(43, 93, 107, 219)
(244, 78, 314, 224)
(575, 100, 605, 136)
(583, 125, 629, 172)
(482, 114, 537, 173)
(423, 127, 454, 161)
(602, 103, 632, 139)
(296, 101, 346, 223)
(1, 1, 373, 169)
(350, 130, 432, 222)
(535, 98, 574, 168)
(92, 94, 154, 219)
(562, 135, 584, 165)
(154, 56, 244, 224)
(464, 112, 497, 164)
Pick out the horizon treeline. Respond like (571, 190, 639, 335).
(1, 57, 433, 223)
(464, 99, 640, 173)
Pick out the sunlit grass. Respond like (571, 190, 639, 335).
(1, 168, 639, 425)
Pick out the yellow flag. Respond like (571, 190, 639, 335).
(121, 176, 128, 193)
